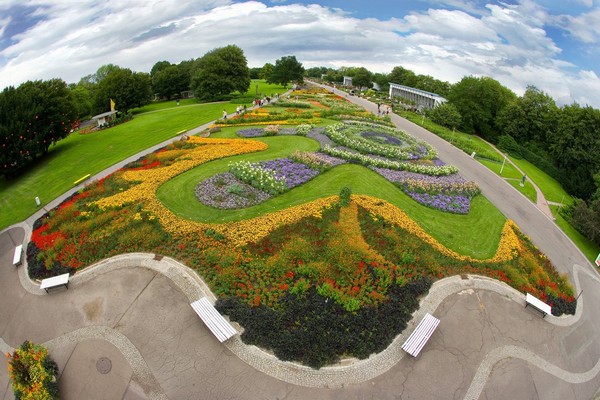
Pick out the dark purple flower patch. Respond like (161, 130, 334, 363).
(237, 128, 265, 138)
(259, 158, 320, 189)
(406, 192, 471, 214)
(307, 129, 334, 148)
(361, 131, 403, 146)
(195, 172, 271, 209)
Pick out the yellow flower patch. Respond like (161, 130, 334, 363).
(353, 194, 519, 263)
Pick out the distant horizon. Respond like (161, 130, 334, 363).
(0, 0, 598, 107)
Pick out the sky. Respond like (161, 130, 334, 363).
(0, 0, 599, 107)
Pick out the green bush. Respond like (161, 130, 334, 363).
(339, 186, 352, 206)
(497, 135, 522, 158)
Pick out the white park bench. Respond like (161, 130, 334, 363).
(12, 245, 23, 267)
(190, 297, 237, 342)
(402, 313, 440, 357)
(40, 273, 70, 293)
(525, 293, 552, 318)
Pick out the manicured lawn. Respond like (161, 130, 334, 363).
(478, 158, 522, 180)
(550, 205, 600, 263)
(245, 79, 288, 97)
(506, 179, 537, 203)
(508, 157, 571, 204)
(158, 133, 505, 259)
(132, 98, 200, 114)
(0, 102, 239, 230)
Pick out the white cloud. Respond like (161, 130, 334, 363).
(555, 8, 600, 43)
(0, 0, 598, 108)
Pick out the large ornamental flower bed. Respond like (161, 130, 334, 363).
(25, 90, 576, 369)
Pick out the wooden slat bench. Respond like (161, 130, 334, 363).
(40, 273, 70, 293)
(525, 293, 552, 318)
(12, 245, 23, 267)
(190, 297, 237, 342)
(402, 313, 440, 357)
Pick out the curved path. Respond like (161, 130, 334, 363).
(2, 89, 600, 399)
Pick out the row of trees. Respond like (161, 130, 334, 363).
(306, 65, 451, 97)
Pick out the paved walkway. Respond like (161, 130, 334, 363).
(2, 88, 600, 399)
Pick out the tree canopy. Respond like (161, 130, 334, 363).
(268, 56, 304, 88)
(0, 79, 77, 178)
(447, 76, 515, 141)
(191, 45, 250, 100)
(94, 67, 152, 113)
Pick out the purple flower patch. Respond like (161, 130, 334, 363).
(259, 158, 320, 189)
(237, 128, 265, 137)
(195, 172, 271, 209)
(406, 192, 471, 214)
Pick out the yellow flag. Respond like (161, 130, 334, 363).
(110, 98, 116, 112)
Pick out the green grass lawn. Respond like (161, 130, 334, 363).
(131, 98, 200, 114)
(158, 133, 505, 259)
(550, 205, 600, 263)
(506, 179, 537, 203)
(0, 102, 240, 230)
(508, 156, 571, 204)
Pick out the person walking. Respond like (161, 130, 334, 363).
(222, 110, 227, 119)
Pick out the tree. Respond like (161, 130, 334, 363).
(447, 76, 515, 141)
(388, 66, 418, 87)
(190, 45, 250, 100)
(260, 63, 274, 80)
(268, 56, 304, 88)
(152, 65, 189, 100)
(496, 86, 558, 144)
(549, 104, 600, 199)
(94, 68, 152, 113)
(351, 67, 373, 89)
(150, 60, 172, 77)
(428, 102, 462, 129)
(69, 83, 94, 118)
(0, 79, 77, 178)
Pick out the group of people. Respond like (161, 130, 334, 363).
(221, 93, 282, 120)
(377, 103, 391, 116)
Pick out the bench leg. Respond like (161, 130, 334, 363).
(44, 288, 49, 294)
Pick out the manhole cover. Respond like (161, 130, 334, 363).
(96, 357, 112, 374)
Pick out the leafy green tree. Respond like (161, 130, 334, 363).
(152, 65, 189, 100)
(428, 102, 462, 129)
(351, 67, 373, 89)
(496, 86, 558, 143)
(447, 76, 515, 141)
(549, 104, 600, 199)
(249, 67, 261, 79)
(305, 66, 328, 78)
(93, 64, 121, 84)
(0, 79, 77, 178)
(269, 56, 304, 88)
(150, 60, 172, 77)
(191, 45, 250, 100)
(373, 72, 389, 92)
(69, 83, 94, 119)
(388, 66, 418, 87)
(95, 68, 152, 113)
(260, 63, 274, 80)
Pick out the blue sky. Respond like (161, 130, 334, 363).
(0, 0, 598, 107)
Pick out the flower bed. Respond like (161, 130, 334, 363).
(196, 172, 271, 209)
(325, 122, 436, 160)
(371, 167, 480, 214)
(7, 341, 59, 400)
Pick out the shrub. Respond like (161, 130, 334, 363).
(339, 186, 352, 206)
(7, 341, 59, 400)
